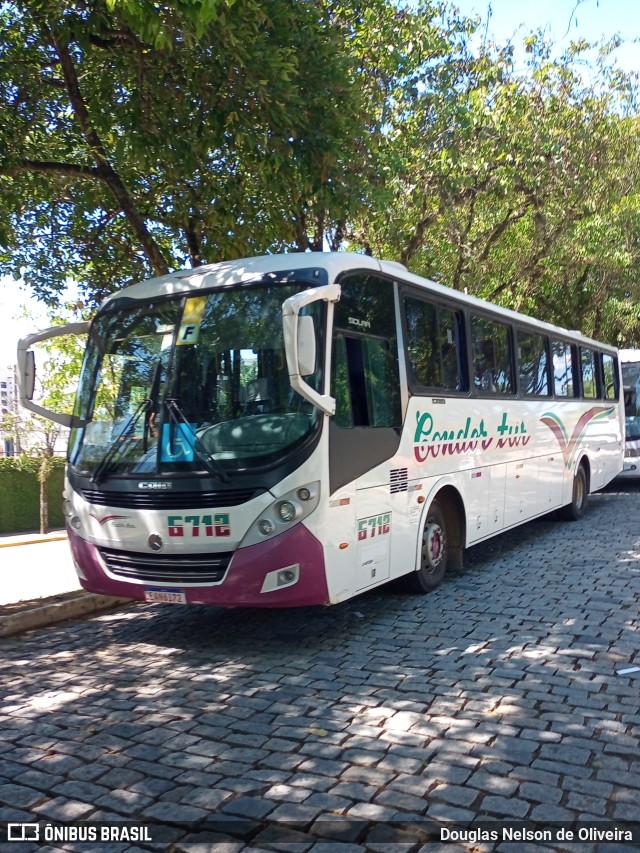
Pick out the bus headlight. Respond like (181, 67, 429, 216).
(241, 481, 320, 547)
(258, 519, 275, 536)
(277, 500, 298, 522)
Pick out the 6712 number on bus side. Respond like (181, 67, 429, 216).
(167, 514, 230, 537)
(357, 512, 391, 541)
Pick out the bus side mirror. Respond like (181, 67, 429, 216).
(17, 321, 91, 427)
(297, 315, 316, 377)
(282, 284, 341, 415)
(22, 350, 36, 401)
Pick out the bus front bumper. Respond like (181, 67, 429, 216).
(67, 523, 329, 608)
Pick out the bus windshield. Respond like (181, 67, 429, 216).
(68, 283, 324, 478)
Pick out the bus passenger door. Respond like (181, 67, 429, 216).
(328, 330, 402, 591)
(327, 271, 404, 592)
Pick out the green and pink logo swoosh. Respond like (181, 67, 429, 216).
(540, 406, 614, 469)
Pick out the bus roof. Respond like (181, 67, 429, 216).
(100, 251, 617, 353)
(619, 349, 640, 362)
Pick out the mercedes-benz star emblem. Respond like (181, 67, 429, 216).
(148, 533, 163, 552)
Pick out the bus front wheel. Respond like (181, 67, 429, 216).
(405, 500, 448, 593)
(560, 463, 589, 521)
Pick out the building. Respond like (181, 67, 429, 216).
(0, 364, 68, 457)
(0, 365, 18, 456)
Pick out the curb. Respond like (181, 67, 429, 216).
(0, 534, 68, 549)
(0, 594, 135, 638)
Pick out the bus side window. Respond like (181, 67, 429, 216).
(601, 353, 618, 401)
(471, 315, 514, 395)
(580, 347, 597, 399)
(552, 340, 578, 397)
(332, 333, 400, 428)
(404, 296, 467, 391)
(333, 272, 402, 429)
(333, 334, 353, 428)
(517, 330, 550, 396)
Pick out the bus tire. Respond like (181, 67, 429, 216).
(404, 500, 448, 593)
(560, 462, 589, 521)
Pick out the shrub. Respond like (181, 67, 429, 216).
(0, 456, 66, 534)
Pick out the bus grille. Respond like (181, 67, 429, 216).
(98, 547, 232, 585)
(82, 488, 262, 510)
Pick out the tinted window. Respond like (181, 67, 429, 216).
(404, 297, 466, 391)
(601, 354, 618, 401)
(580, 348, 597, 399)
(332, 274, 401, 428)
(518, 331, 550, 396)
(471, 315, 514, 395)
(552, 340, 577, 397)
(333, 334, 353, 428)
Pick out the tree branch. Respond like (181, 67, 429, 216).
(89, 30, 144, 51)
(476, 207, 527, 263)
(3, 160, 99, 179)
(452, 192, 477, 290)
(185, 218, 205, 267)
(400, 204, 438, 266)
(44, 22, 170, 277)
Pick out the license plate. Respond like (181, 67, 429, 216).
(144, 588, 187, 604)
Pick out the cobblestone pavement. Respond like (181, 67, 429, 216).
(1, 482, 640, 852)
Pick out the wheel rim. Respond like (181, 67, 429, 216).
(575, 472, 585, 509)
(423, 522, 445, 575)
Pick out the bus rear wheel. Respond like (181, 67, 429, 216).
(404, 500, 448, 593)
(560, 462, 589, 521)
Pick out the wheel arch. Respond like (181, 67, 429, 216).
(559, 453, 591, 521)
(577, 453, 591, 493)
(425, 484, 466, 571)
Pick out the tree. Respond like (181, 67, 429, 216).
(0, 0, 366, 302)
(0, 0, 472, 303)
(3, 2, 639, 346)
(0, 0, 335, 298)
(350, 29, 640, 344)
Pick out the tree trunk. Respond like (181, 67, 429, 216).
(39, 463, 49, 536)
(38, 452, 54, 536)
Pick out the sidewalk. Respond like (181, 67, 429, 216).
(0, 528, 68, 548)
(0, 529, 133, 637)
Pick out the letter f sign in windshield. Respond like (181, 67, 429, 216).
(179, 324, 197, 343)
(177, 295, 208, 346)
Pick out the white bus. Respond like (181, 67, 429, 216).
(18, 253, 624, 607)
(618, 348, 640, 477)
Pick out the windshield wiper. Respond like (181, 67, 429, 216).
(91, 398, 151, 485)
(165, 398, 231, 484)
